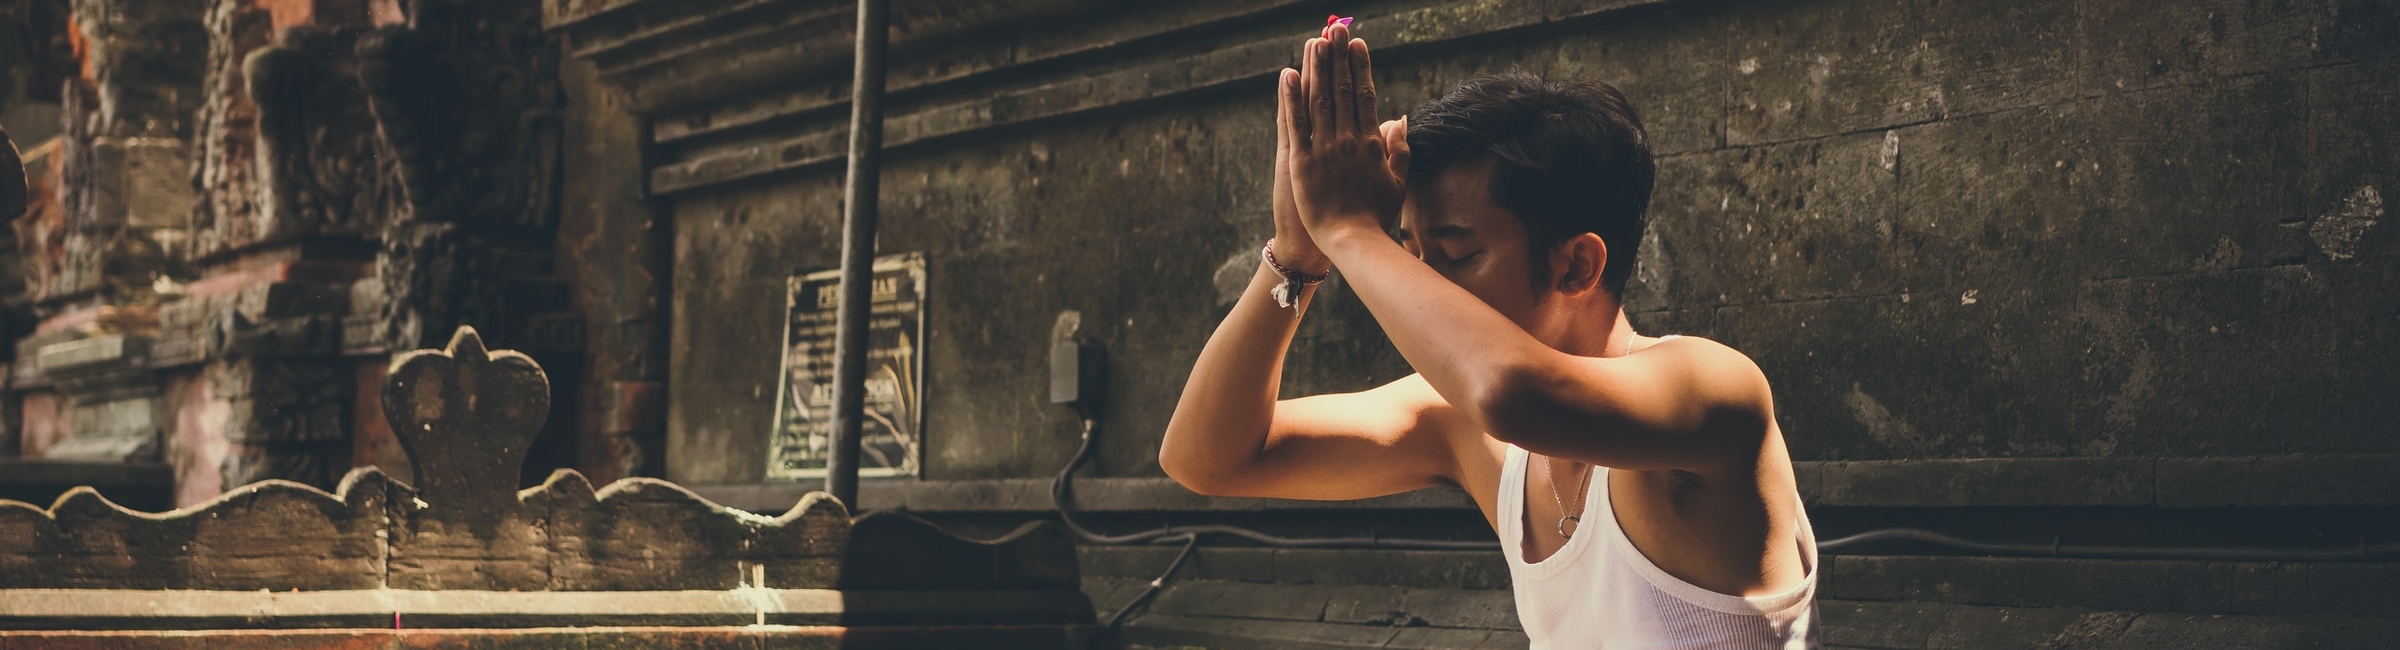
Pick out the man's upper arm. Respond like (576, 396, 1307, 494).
(1185, 374, 1461, 501)
(1484, 337, 1775, 472)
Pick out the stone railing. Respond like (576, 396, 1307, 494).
(0, 327, 1097, 648)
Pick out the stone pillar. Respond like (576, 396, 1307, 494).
(166, 0, 383, 492)
(5, 0, 209, 471)
(348, 0, 572, 487)
(556, 38, 668, 485)
(0, 124, 24, 458)
(12, 0, 568, 501)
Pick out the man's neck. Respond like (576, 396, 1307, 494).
(1552, 304, 1636, 358)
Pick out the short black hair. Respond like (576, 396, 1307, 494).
(1406, 72, 1655, 298)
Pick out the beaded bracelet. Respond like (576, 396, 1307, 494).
(1263, 238, 1329, 310)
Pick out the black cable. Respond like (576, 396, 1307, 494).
(1051, 409, 1495, 630)
(1103, 533, 1198, 629)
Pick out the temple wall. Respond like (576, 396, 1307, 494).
(554, 0, 2398, 645)
(614, 0, 2397, 490)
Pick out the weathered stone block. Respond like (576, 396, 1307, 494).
(1724, 0, 1944, 146)
(1803, 457, 2154, 507)
(2073, 262, 2400, 457)
(529, 470, 846, 590)
(50, 396, 163, 462)
(1819, 599, 1945, 649)
(1640, 131, 1901, 310)
(2156, 454, 2400, 507)
(0, 469, 390, 590)
(78, 138, 194, 230)
(1269, 548, 1512, 591)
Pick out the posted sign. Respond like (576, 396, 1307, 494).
(768, 253, 925, 480)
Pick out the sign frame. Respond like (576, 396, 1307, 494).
(766, 252, 926, 480)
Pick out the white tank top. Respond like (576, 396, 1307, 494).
(1498, 444, 1820, 648)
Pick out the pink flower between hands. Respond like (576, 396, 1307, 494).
(1322, 15, 1354, 39)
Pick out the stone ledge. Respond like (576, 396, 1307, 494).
(2155, 455, 2400, 507)
(622, 0, 1676, 194)
(1824, 556, 2400, 618)
(693, 478, 1481, 515)
(0, 624, 1105, 649)
(694, 454, 2400, 514)
(640, 0, 1316, 144)
(1802, 455, 2400, 507)
(0, 587, 1094, 630)
(1800, 457, 2156, 507)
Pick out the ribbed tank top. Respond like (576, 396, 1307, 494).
(1498, 444, 1820, 648)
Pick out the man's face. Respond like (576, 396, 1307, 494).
(1395, 158, 1564, 342)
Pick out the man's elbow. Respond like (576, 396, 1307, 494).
(1161, 463, 1244, 498)
(1158, 446, 1237, 497)
(1468, 362, 1591, 447)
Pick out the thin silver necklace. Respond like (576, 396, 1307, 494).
(1549, 335, 1635, 540)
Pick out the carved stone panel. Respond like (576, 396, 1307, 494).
(187, 0, 270, 259)
(214, 359, 352, 490)
(243, 24, 396, 251)
(358, 0, 561, 232)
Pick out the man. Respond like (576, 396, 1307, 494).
(1159, 24, 1818, 648)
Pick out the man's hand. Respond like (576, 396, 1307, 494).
(1270, 68, 1329, 275)
(1283, 25, 1408, 245)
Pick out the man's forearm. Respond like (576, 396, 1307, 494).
(1314, 224, 1551, 432)
(1159, 261, 1314, 487)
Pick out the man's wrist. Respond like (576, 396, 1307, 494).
(1269, 235, 1332, 275)
(1313, 220, 1391, 257)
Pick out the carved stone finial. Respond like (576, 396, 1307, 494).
(382, 326, 549, 515)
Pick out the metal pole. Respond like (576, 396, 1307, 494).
(825, 0, 891, 509)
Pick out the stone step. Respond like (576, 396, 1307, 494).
(1124, 613, 1529, 650)
(1824, 555, 2400, 618)
(1088, 551, 2400, 648)
(1819, 599, 2400, 650)
(1079, 546, 1510, 591)
(1115, 594, 2400, 649)
(1089, 575, 1523, 649)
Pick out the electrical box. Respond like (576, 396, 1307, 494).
(1049, 340, 1106, 412)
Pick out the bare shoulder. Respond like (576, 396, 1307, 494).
(1642, 335, 1774, 413)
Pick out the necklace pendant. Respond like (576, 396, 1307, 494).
(1557, 514, 1580, 539)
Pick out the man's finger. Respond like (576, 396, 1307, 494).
(1327, 24, 1356, 136)
(1310, 36, 1340, 142)
(1350, 37, 1378, 134)
(1382, 116, 1412, 178)
(1298, 38, 1319, 147)
(1278, 69, 1299, 156)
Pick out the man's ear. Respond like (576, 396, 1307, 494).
(1552, 233, 1608, 296)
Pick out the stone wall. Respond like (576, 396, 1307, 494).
(551, 0, 2399, 646)
(591, 0, 2397, 485)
